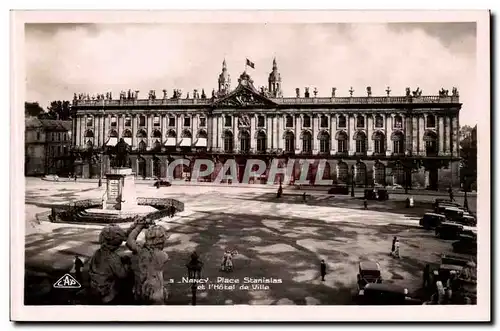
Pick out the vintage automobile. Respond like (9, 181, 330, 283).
(42, 174, 60, 182)
(434, 203, 464, 214)
(356, 261, 382, 290)
(441, 253, 476, 267)
(153, 180, 172, 188)
(452, 234, 477, 255)
(327, 185, 349, 195)
(357, 283, 422, 305)
(363, 189, 389, 201)
(435, 222, 464, 240)
(454, 215, 477, 227)
(419, 213, 446, 230)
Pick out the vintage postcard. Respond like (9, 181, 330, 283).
(10, 10, 490, 322)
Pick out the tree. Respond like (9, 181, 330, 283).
(459, 125, 477, 190)
(25, 102, 45, 118)
(38, 100, 72, 120)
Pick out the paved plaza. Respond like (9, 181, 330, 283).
(23, 178, 475, 305)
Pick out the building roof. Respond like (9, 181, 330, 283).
(25, 118, 72, 132)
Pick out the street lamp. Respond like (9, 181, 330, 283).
(186, 251, 203, 306)
(351, 165, 355, 197)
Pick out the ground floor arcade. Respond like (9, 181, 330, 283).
(73, 151, 460, 190)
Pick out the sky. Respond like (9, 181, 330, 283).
(25, 22, 477, 125)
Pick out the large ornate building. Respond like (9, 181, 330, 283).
(71, 59, 461, 189)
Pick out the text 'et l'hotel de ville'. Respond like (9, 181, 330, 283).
(70, 59, 461, 189)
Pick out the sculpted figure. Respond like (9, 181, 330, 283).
(331, 87, 336, 97)
(405, 87, 411, 97)
(127, 218, 170, 304)
(296, 88, 300, 98)
(114, 138, 130, 168)
(88, 225, 134, 304)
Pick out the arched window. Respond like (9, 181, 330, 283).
(84, 130, 94, 138)
(284, 131, 295, 153)
(372, 131, 386, 154)
(318, 131, 330, 153)
(285, 115, 294, 128)
(374, 162, 386, 186)
(302, 131, 312, 153)
(152, 130, 162, 138)
(257, 131, 267, 153)
(86, 140, 93, 150)
(122, 129, 133, 138)
(153, 157, 161, 178)
(392, 163, 405, 185)
(224, 115, 232, 127)
(139, 115, 146, 127)
(391, 131, 405, 154)
(355, 162, 367, 186)
(426, 115, 436, 128)
(111, 116, 117, 127)
(356, 116, 365, 128)
(86, 117, 93, 127)
(394, 115, 403, 129)
(336, 131, 348, 153)
(424, 130, 438, 156)
(338, 115, 347, 128)
(240, 131, 250, 152)
(152, 139, 162, 151)
(337, 162, 349, 184)
(138, 140, 147, 152)
(375, 115, 384, 128)
(109, 129, 118, 138)
(136, 129, 147, 138)
(223, 131, 234, 152)
(354, 131, 367, 154)
(167, 130, 176, 138)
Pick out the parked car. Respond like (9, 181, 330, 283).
(441, 253, 476, 267)
(419, 213, 446, 230)
(328, 185, 349, 195)
(435, 222, 464, 240)
(154, 180, 172, 188)
(357, 283, 421, 305)
(434, 200, 463, 213)
(424, 263, 463, 291)
(452, 234, 477, 255)
(454, 215, 477, 227)
(441, 207, 466, 222)
(356, 261, 382, 291)
(42, 174, 59, 181)
(364, 189, 389, 201)
(389, 184, 404, 190)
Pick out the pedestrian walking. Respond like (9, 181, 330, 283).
(448, 186, 455, 202)
(320, 259, 327, 281)
(74, 175, 77, 182)
(363, 199, 368, 210)
(391, 236, 397, 255)
(302, 192, 307, 202)
(393, 238, 401, 258)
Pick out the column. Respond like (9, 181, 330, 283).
(132, 115, 138, 148)
(452, 115, 459, 157)
(367, 114, 374, 153)
(118, 115, 123, 138)
(147, 115, 153, 147)
(161, 114, 167, 141)
(75, 116, 81, 147)
(104, 115, 110, 145)
(233, 114, 239, 152)
(273, 115, 279, 150)
(267, 116, 273, 149)
(295, 115, 301, 153)
(412, 115, 418, 155)
(386, 114, 393, 155)
(193, 114, 199, 137)
(444, 116, 451, 154)
(312, 115, 319, 154)
(348, 114, 355, 155)
(403, 114, 412, 154)
(96, 115, 102, 147)
(418, 115, 425, 155)
(330, 115, 337, 154)
(438, 116, 445, 155)
(250, 114, 256, 151)
(218, 115, 223, 149)
(150, 159, 154, 178)
(80, 116, 85, 147)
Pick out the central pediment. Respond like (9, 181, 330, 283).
(212, 84, 277, 109)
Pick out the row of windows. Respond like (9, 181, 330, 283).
(85, 114, 438, 130)
(34, 132, 69, 142)
(86, 116, 206, 128)
(49, 145, 69, 156)
(218, 132, 439, 155)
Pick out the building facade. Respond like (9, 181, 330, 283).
(71, 60, 461, 189)
(25, 118, 73, 176)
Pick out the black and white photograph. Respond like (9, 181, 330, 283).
(10, 10, 491, 322)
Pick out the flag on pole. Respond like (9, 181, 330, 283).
(246, 58, 255, 69)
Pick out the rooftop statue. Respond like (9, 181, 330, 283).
(405, 87, 411, 97)
(452, 87, 459, 97)
(331, 87, 336, 97)
(296, 88, 300, 98)
(366, 86, 372, 97)
(412, 87, 422, 97)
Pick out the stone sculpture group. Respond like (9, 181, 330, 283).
(87, 216, 171, 305)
